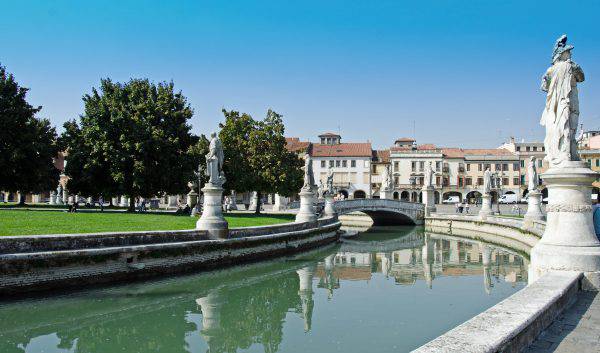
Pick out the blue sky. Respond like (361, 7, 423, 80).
(2, 0, 599, 149)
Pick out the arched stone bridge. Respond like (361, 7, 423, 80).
(334, 199, 424, 226)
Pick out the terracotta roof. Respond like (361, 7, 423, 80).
(441, 148, 515, 158)
(285, 137, 310, 153)
(312, 142, 372, 157)
(372, 149, 390, 162)
(389, 144, 439, 152)
(318, 132, 341, 137)
(395, 137, 415, 143)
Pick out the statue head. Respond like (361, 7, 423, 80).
(552, 34, 574, 63)
(210, 132, 217, 139)
(530, 156, 536, 163)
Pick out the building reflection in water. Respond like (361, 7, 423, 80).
(0, 230, 529, 353)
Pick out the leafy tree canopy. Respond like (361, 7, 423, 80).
(219, 109, 303, 213)
(62, 78, 198, 210)
(0, 63, 60, 201)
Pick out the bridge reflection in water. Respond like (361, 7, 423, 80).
(0, 227, 528, 353)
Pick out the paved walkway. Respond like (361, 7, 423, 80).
(525, 290, 600, 352)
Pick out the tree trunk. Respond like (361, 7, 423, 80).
(128, 197, 136, 212)
(18, 193, 25, 205)
(255, 191, 262, 214)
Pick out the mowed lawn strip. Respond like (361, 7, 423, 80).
(0, 210, 296, 236)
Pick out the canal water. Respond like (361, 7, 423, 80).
(0, 226, 528, 353)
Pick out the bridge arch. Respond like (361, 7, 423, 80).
(334, 199, 424, 226)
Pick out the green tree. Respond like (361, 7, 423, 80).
(62, 78, 197, 211)
(0, 64, 60, 204)
(219, 109, 303, 214)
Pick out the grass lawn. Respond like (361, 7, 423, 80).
(0, 210, 296, 236)
(0, 203, 127, 210)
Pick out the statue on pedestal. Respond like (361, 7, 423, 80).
(205, 132, 225, 186)
(540, 34, 585, 168)
(483, 168, 492, 194)
(381, 164, 393, 191)
(302, 154, 315, 191)
(528, 156, 539, 191)
(326, 166, 334, 195)
(424, 162, 434, 188)
(317, 181, 324, 199)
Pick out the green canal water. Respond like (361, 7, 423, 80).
(0, 226, 528, 353)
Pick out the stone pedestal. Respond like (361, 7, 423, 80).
(111, 197, 119, 206)
(479, 193, 493, 219)
(272, 194, 288, 212)
(119, 196, 128, 207)
(61, 190, 67, 204)
(323, 194, 337, 218)
(196, 184, 228, 239)
(295, 188, 317, 223)
(530, 162, 600, 289)
(380, 188, 393, 200)
(421, 186, 436, 216)
(187, 191, 198, 208)
(524, 190, 545, 222)
(49, 192, 56, 205)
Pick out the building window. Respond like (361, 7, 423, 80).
(336, 160, 341, 167)
(458, 177, 463, 187)
(502, 178, 509, 186)
(394, 161, 399, 171)
(513, 162, 520, 171)
(321, 160, 326, 168)
(394, 176, 399, 186)
(502, 163, 508, 171)
(516, 146, 521, 151)
(521, 175, 526, 185)
(443, 177, 449, 187)
(484, 163, 491, 171)
(466, 177, 472, 186)
(436, 176, 441, 185)
(542, 146, 545, 152)
(596, 159, 600, 167)
(458, 163, 465, 172)
(419, 161, 425, 171)
(436, 161, 441, 171)
(477, 177, 484, 186)
(521, 160, 525, 168)
(372, 165, 377, 173)
(526, 146, 531, 152)
(419, 177, 424, 185)
(351, 160, 356, 168)
(411, 161, 416, 172)
(329, 160, 334, 168)
(533, 146, 538, 151)
(342, 160, 347, 168)
(495, 163, 501, 171)
(513, 177, 520, 185)
(320, 138, 326, 144)
(538, 159, 543, 168)
(466, 163, 471, 172)
(478, 164, 483, 172)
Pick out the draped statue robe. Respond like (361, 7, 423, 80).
(540, 59, 584, 167)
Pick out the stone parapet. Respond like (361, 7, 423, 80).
(0, 217, 340, 296)
(413, 272, 582, 353)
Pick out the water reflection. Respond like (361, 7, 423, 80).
(0, 227, 528, 353)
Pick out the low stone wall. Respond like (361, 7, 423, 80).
(425, 214, 543, 257)
(414, 271, 582, 353)
(0, 217, 341, 296)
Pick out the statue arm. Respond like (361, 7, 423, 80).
(540, 67, 552, 92)
(571, 62, 585, 82)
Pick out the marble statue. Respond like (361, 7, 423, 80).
(56, 184, 63, 197)
(381, 164, 393, 191)
(483, 168, 492, 194)
(302, 154, 315, 191)
(317, 181, 324, 199)
(540, 34, 585, 167)
(424, 162, 434, 188)
(528, 156, 539, 191)
(326, 167, 334, 195)
(205, 132, 225, 186)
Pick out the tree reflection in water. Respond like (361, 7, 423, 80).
(0, 227, 529, 353)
